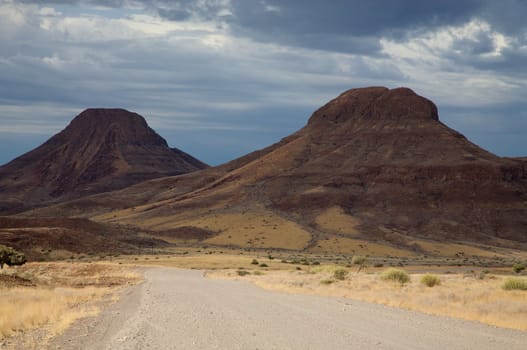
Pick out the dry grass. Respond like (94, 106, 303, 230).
(315, 206, 362, 237)
(209, 266, 527, 331)
(0, 262, 140, 348)
(0, 287, 104, 338)
(410, 239, 509, 258)
(187, 211, 312, 250)
(116, 252, 291, 270)
(310, 235, 414, 257)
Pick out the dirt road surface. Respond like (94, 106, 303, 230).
(52, 268, 527, 350)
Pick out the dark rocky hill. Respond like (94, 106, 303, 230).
(0, 108, 207, 214)
(87, 87, 527, 247)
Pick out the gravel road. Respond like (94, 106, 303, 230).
(52, 268, 527, 350)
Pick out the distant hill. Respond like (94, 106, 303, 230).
(0, 108, 207, 214)
(64, 87, 527, 254)
(16, 88, 527, 257)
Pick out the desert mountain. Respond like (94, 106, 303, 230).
(67, 87, 527, 251)
(0, 108, 207, 214)
(23, 88, 527, 255)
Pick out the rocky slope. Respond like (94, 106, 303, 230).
(0, 108, 207, 214)
(17, 88, 527, 254)
(77, 87, 527, 251)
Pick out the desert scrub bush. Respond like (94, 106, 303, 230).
(252, 270, 264, 276)
(320, 278, 335, 285)
(352, 255, 366, 267)
(380, 268, 411, 285)
(512, 263, 525, 274)
(502, 277, 527, 291)
(237, 270, 251, 276)
(251, 259, 259, 265)
(420, 274, 441, 287)
(0, 244, 27, 269)
(259, 263, 268, 268)
(333, 268, 349, 281)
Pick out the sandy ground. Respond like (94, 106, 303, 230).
(51, 268, 527, 350)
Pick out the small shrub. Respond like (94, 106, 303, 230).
(352, 255, 366, 266)
(512, 263, 525, 274)
(420, 274, 441, 287)
(333, 268, 349, 281)
(380, 268, 410, 285)
(251, 259, 259, 265)
(502, 277, 527, 291)
(295, 266, 302, 271)
(253, 270, 264, 276)
(259, 263, 268, 268)
(374, 263, 384, 268)
(320, 278, 335, 285)
(237, 270, 251, 276)
(0, 245, 27, 269)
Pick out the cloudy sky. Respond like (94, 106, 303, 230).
(1, 0, 526, 166)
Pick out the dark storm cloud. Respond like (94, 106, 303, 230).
(229, 0, 480, 39)
(2, 0, 526, 165)
(478, 0, 527, 34)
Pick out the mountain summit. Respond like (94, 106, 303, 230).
(0, 108, 207, 213)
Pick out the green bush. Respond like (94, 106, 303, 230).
(237, 270, 251, 276)
(512, 263, 525, 274)
(502, 277, 527, 291)
(0, 245, 27, 269)
(420, 274, 441, 287)
(259, 263, 268, 268)
(380, 268, 410, 285)
(251, 259, 259, 265)
(333, 268, 349, 281)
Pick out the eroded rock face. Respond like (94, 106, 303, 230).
(0, 108, 207, 213)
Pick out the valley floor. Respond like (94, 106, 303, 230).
(51, 267, 526, 350)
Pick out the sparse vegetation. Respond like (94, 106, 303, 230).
(0, 262, 140, 343)
(259, 263, 268, 268)
(251, 259, 259, 265)
(380, 268, 410, 285)
(512, 263, 525, 274)
(237, 270, 250, 276)
(333, 268, 349, 281)
(0, 244, 27, 269)
(320, 278, 335, 285)
(351, 255, 367, 272)
(420, 274, 441, 287)
(502, 277, 527, 291)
